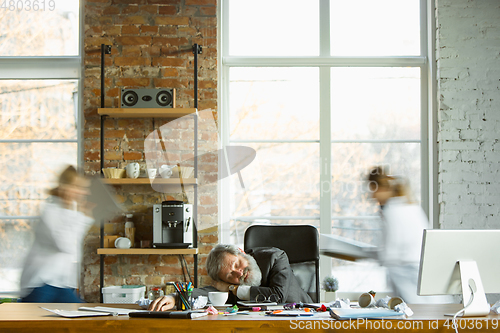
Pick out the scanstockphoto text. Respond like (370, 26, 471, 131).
(1, 0, 55, 11)
(289, 318, 500, 330)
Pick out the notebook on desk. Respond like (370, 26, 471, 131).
(329, 308, 403, 320)
(129, 310, 208, 319)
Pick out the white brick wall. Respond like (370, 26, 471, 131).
(437, 0, 500, 228)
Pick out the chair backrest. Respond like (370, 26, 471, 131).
(243, 224, 320, 302)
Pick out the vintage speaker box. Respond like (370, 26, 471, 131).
(121, 88, 176, 108)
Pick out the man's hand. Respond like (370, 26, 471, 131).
(213, 280, 231, 292)
(148, 295, 176, 311)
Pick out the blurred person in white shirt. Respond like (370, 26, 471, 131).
(367, 166, 429, 304)
(20, 165, 94, 303)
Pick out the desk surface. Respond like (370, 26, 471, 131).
(1, 303, 499, 333)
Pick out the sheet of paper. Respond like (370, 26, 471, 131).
(40, 307, 112, 318)
(78, 306, 138, 315)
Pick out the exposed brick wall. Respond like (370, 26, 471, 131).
(82, 0, 218, 302)
(436, 0, 500, 229)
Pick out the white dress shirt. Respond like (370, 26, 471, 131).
(20, 196, 94, 296)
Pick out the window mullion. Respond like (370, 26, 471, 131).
(319, 0, 332, 285)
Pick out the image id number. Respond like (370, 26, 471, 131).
(1, 0, 56, 11)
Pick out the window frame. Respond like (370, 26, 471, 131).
(219, 0, 435, 286)
(0, 0, 83, 293)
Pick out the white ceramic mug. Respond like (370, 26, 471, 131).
(147, 168, 157, 179)
(126, 162, 140, 179)
(358, 292, 376, 308)
(158, 165, 174, 178)
(208, 291, 228, 306)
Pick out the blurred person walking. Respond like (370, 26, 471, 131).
(20, 166, 94, 303)
(367, 166, 428, 304)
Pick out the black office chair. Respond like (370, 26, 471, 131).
(243, 224, 320, 302)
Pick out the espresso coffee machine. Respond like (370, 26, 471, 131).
(153, 200, 193, 248)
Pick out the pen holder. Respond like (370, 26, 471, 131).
(175, 289, 192, 310)
(176, 291, 190, 310)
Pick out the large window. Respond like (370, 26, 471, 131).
(221, 0, 429, 293)
(0, 0, 81, 294)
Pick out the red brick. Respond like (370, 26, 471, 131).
(113, 0, 146, 4)
(84, 151, 100, 161)
(116, 36, 152, 46)
(142, 46, 161, 57)
(159, 26, 177, 35)
(84, 140, 100, 151)
(119, 15, 147, 25)
(122, 46, 142, 56)
(104, 151, 123, 160)
(200, 234, 217, 243)
(177, 27, 198, 36)
(85, 37, 114, 47)
(161, 68, 179, 77)
(199, 100, 217, 110)
(155, 17, 189, 26)
(152, 57, 185, 67)
(186, 0, 216, 5)
(116, 78, 151, 88)
(148, 0, 180, 4)
(140, 5, 158, 14)
(152, 37, 189, 46)
(158, 5, 177, 15)
(114, 57, 151, 66)
(104, 140, 119, 150)
(199, 80, 216, 89)
(106, 129, 126, 138)
(124, 152, 143, 160)
(154, 78, 188, 88)
(122, 25, 141, 35)
(155, 266, 183, 275)
(141, 26, 159, 35)
(122, 5, 140, 14)
(99, 17, 113, 25)
(103, 6, 120, 15)
(103, 26, 122, 36)
(85, 26, 103, 36)
(117, 119, 149, 128)
(107, 88, 121, 98)
(199, 6, 216, 16)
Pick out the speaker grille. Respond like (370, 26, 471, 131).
(156, 90, 173, 107)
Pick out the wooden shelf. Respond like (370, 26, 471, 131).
(103, 178, 197, 185)
(98, 108, 197, 118)
(97, 248, 198, 255)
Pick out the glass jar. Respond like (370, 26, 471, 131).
(148, 287, 164, 301)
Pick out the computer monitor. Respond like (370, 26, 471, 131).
(418, 229, 500, 316)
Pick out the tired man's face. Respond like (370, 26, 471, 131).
(218, 253, 262, 286)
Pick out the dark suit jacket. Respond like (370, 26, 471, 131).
(193, 247, 312, 304)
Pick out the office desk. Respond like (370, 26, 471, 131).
(0, 303, 499, 333)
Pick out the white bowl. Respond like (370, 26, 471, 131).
(115, 237, 131, 249)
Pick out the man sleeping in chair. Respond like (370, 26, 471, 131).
(149, 244, 312, 311)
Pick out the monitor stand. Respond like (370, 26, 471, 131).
(447, 260, 490, 317)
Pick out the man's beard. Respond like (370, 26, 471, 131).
(239, 254, 262, 286)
